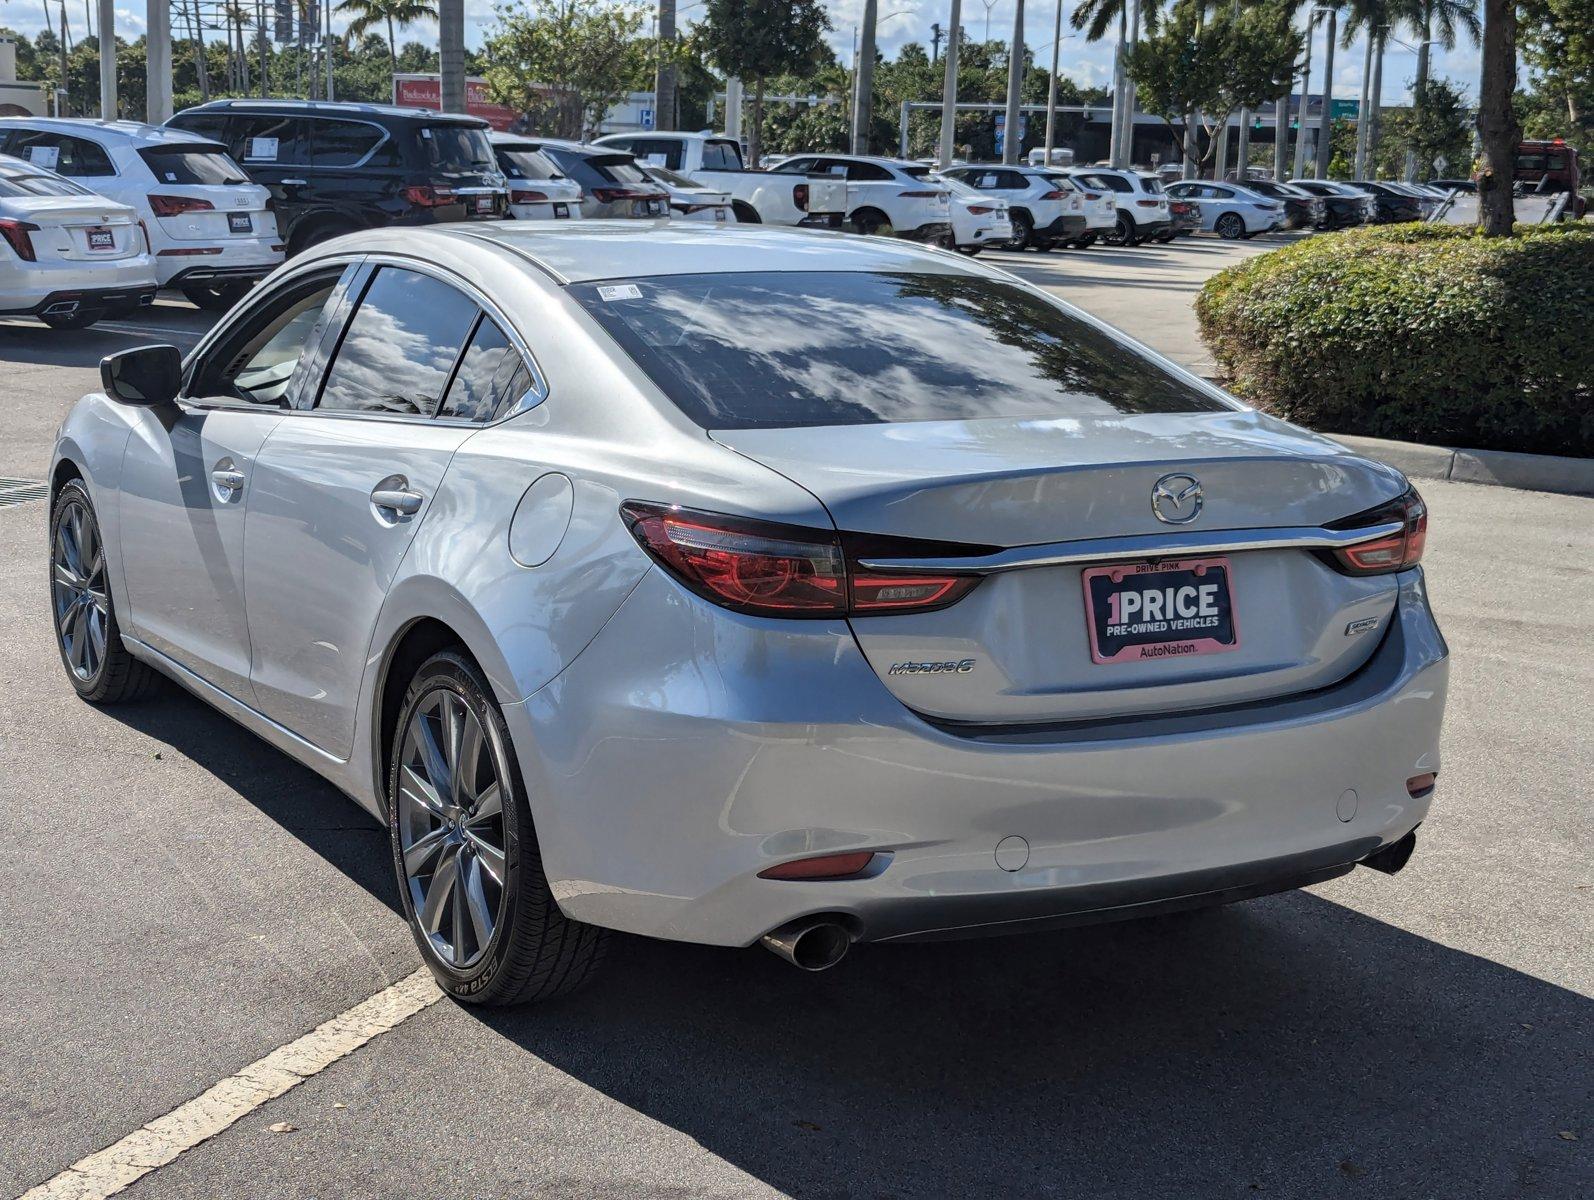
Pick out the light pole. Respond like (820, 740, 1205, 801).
(1041, 23, 1078, 164)
(938, 0, 964, 167)
(1292, 7, 1331, 180)
(980, 0, 999, 42)
(852, 8, 912, 154)
(1001, 0, 1026, 163)
(145, 0, 171, 121)
(96, 0, 114, 117)
(1382, 32, 1438, 179)
(439, 0, 465, 115)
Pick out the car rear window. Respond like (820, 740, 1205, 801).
(419, 124, 495, 172)
(496, 147, 564, 180)
(573, 271, 1229, 430)
(139, 145, 249, 184)
(0, 168, 92, 197)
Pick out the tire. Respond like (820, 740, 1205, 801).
(1072, 234, 1097, 249)
(388, 649, 607, 1006)
(1154, 232, 1177, 243)
(850, 208, 889, 237)
(1103, 212, 1135, 246)
(182, 282, 252, 312)
(1003, 210, 1033, 251)
(955, 244, 982, 256)
(39, 311, 101, 330)
(287, 219, 357, 256)
(1215, 212, 1246, 240)
(1032, 238, 1059, 252)
(50, 480, 160, 704)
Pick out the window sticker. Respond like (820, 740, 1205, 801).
(643, 153, 667, 167)
(28, 145, 60, 171)
(979, 173, 997, 187)
(247, 136, 279, 161)
(596, 284, 643, 302)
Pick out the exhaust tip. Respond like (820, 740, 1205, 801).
(761, 919, 852, 971)
(1362, 829, 1417, 875)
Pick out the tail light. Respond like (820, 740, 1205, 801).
(148, 194, 214, 216)
(509, 188, 548, 204)
(898, 190, 943, 198)
(793, 183, 810, 210)
(968, 204, 995, 214)
(1324, 487, 1428, 575)
(592, 186, 659, 204)
(1083, 191, 1103, 200)
(1039, 189, 1066, 200)
(400, 184, 456, 207)
(1135, 198, 1161, 207)
(0, 218, 40, 261)
(136, 218, 151, 252)
(620, 502, 988, 618)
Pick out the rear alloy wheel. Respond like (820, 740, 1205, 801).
(1004, 211, 1033, 251)
(851, 209, 889, 237)
(1103, 212, 1135, 246)
(389, 650, 607, 1005)
(1215, 212, 1246, 240)
(50, 481, 159, 703)
(182, 282, 252, 312)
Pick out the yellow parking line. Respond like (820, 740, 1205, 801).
(13, 970, 443, 1200)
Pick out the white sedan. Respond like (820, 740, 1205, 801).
(937, 173, 1014, 254)
(0, 153, 156, 329)
(1164, 181, 1287, 239)
(637, 162, 736, 223)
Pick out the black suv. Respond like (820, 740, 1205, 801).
(166, 100, 507, 255)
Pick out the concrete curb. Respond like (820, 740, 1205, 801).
(1327, 434, 1594, 498)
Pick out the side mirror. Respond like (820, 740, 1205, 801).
(100, 344, 182, 407)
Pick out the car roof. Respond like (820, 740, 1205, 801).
(0, 116, 225, 148)
(310, 221, 979, 286)
(174, 99, 489, 127)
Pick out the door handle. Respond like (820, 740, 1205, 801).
(211, 465, 246, 494)
(371, 486, 424, 516)
(279, 178, 308, 187)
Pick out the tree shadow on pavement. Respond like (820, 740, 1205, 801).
(478, 897, 1591, 1200)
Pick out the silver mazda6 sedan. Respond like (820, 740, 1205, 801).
(49, 223, 1447, 1003)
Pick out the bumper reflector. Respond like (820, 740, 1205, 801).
(758, 852, 876, 881)
(1406, 773, 1437, 797)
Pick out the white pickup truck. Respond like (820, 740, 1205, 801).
(590, 132, 847, 228)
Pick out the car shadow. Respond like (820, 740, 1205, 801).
(103, 681, 1591, 1199)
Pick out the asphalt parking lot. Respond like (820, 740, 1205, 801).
(1, 240, 1589, 1200)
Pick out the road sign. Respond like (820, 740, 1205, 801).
(640, 108, 655, 131)
(994, 112, 1027, 156)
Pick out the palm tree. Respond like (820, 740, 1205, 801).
(336, 0, 439, 81)
(1072, 0, 1162, 166)
(1342, 0, 1414, 176)
(1409, 0, 1479, 98)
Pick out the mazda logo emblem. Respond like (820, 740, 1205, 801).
(1151, 473, 1203, 525)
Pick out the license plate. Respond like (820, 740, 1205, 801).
(86, 228, 114, 250)
(475, 195, 495, 213)
(228, 212, 253, 233)
(642, 199, 665, 217)
(714, 207, 727, 222)
(553, 202, 569, 219)
(1082, 557, 1239, 664)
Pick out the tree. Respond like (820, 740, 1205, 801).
(336, 0, 439, 82)
(481, 0, 653, 139)
(1476, 0, 1519, 233)
(1405, 0, 1479, 175)
(696, 0, 831, 165)
(1518, 0, 1594, 156)
(1375, 76, 1472, 178)
(1125, 0, 1301, 170)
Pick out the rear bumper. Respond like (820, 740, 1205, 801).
(0, 283, 157, 317)
(1037, 214, 1089, 239)
(506, 567, 1449, 949)
(154, 241, 282, 286)
(898, 221, 954, 242)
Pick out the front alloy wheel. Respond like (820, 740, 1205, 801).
(1215, 212, 1246, 239)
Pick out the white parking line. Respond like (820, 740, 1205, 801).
(13, 970, 443, 1200)
(93, 322, 205, 340)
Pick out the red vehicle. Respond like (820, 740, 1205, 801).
(1513, 139, 1585, 216)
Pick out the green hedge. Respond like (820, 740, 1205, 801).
(1195, 224, 1594, 457)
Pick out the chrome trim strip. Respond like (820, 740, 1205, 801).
(856, 522, 1407, 574)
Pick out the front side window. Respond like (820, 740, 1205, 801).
(189, 271, 344, 408)
(317, 267, 478, 417)
(139, 144, 249, 185)
(574, 271, 1230, 430)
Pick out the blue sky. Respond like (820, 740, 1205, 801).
(0, 0, 1487, 108)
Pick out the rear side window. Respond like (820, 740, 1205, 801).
(845, 161, 894, 181)
(1082, 172, 1130, 193)
(574, 271, 1230, 430)
(139, 145, 249, 184)
(9, 131, 115, 177)
(1139, 176, 1164, 194)
(317, 267, 478, 417)
(439, 317, 530, 422)
(702, 140, 742, 169)
(313, 120, 385, 167)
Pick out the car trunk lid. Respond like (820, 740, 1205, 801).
(712, 410, 1408, 723)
